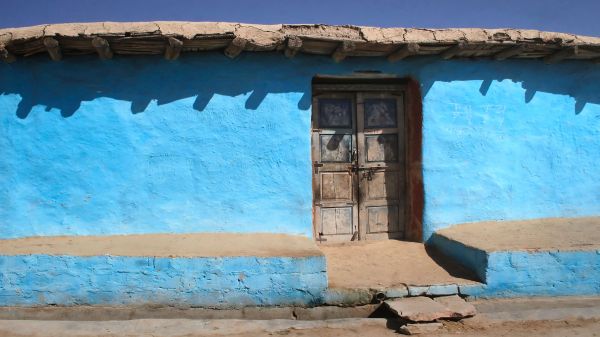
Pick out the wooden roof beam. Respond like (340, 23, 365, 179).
(224, 37, 247, 59)
(494, 44, 526, 61)
(440, 41, 466, 60)
(91, 37, 113, 60)
(0, 45, 16, 63)
(544, 45, 579, 64)
(284, 36, 302, 58)
(332, 41, 356, 63)
(165, 37, 183, 61)
(43, 37, 62, 61)
(387, 43, 420, 62)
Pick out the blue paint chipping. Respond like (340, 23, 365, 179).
(0, 254, 327, 307)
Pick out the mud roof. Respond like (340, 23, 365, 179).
(1, 22, 599, 63)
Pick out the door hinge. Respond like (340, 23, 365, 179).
(318, 232, 327, 242)
(313, 161, 323, 174)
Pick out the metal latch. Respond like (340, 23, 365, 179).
(348, 163, 359, 173)
(362, 167, 377, 181)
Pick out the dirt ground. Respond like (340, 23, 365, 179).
(198, 318, 600, 337)
(320, 240, 480, 288)
(265, 318, 600, 337)
(433, 318, 600, 337)
(3, 318, 600, 337)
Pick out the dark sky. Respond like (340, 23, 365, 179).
(1, 0, 598, 36)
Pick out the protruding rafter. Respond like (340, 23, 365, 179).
(91, 37, 113, 60)
(544, 45, 578, 64)
(0, 45, 16, 63)
(387, 43, 420, 62)
(284, 36, 302, 58)
(440, 41, 466, 60)
(332, 41, 356, 63)
(43, 37, 62, 61)
(165, 37, 183, 61)
(224, 37, 247, 59)
(494, 44, 526, 61)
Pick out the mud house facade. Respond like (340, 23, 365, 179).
(0, 22, 599, 307)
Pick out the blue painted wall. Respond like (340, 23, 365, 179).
(0, 254, 327, 307)
(421, 67, 600, 240)
(429, 232, 600, 297)
(1, 54, 599, 240)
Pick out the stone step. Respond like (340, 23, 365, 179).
(385, 295, 476, 322)
(434, 295, 477, 318)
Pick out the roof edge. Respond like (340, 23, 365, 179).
(1, 22, 599, 63)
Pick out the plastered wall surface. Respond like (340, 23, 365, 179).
(0, 254, 327, 307)
(1, 53, 599, 240)
(429, 232, 600, 297)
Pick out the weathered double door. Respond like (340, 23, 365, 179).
(312, 90, 406, 242)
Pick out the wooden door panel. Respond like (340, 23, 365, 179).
(312, 94, 358, 242)
(321, 172, 352, 200)
(366, 171, 400, 200)
(319, 134, 353, 162)
(318, 98, 353, 128)
(365, 134, 399, 162)
(357, 93, 406, 240)
(367, 205, 400, 233)
(321, 207, 353, 235)
(364, 98, 398, 128)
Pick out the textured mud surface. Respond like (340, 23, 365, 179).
(1, 22, 599, 61)
(436, 217, 600, 251)
(0, 233, 323, 257)
(320, 240, 479, 288)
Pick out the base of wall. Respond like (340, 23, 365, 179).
(429, 217, 600, 298)
(0, 233, 327, 308)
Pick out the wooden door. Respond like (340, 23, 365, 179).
(356, 93, 405, 240)
(312, 94, 359, 242)
(312, 90, 406, 242)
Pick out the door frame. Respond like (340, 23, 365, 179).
(311, 75, 424, 242)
